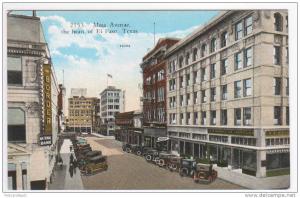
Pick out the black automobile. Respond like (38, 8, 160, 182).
(179, 158, 197, 177)
(122, 143, 133, 153)
(144, 149, 160, 163)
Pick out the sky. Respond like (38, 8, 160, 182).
(19, 11, 219, 112)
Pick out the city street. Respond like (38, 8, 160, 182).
(81, 136, 244, 190)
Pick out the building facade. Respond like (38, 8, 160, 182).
(7, 14, 61, 190)
(100, 86, 125, 136)
(68, 96, 100, 133)
(166, 10, 289, 179)
(115, 111, 143, 145)
(140, 38, 179, 148)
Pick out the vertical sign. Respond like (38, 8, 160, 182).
(43, 64, 52, 135)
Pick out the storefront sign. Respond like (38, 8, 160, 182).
(265, 130, 289, 137)
(266, 148, 289, 154)
(43, 64, 52, 135)
(208, 128, 254, 136)
(39, 135, 52, 146)
(157, 137, 169, 142)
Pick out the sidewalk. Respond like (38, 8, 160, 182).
(49, 139, 84, 190)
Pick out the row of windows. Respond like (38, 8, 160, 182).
(144, 87, 165, 101)
(144, 108, 165, 123)
(266, 138, 289, 146)
(169, 106, 289, 126)
(145, 69, 165, 85)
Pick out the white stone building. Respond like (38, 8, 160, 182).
(6, 13, 61, 190)
(166, 10, 289, 188)
(100, 86, 125, 136)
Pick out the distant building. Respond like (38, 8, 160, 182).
(7, 13, 61, 190)
(100, 86, 125, 136)
(70, 88, 87, 97)
(140, 38, 180, 148)
(68, 96, 100, 133)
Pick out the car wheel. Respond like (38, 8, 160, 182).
(154, 157, 160, 164)
(145, 155, 152, 161)
(158, 159, 165, 167)
(136, 150, 142, 156)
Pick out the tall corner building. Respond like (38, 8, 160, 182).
(166, 10, 289, 182)
(140, 38, 180, 148)
(100, 86, 125, 136)
(6, 13, 62, 190)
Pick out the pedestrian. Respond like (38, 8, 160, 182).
(70, 154, 74, 165)
(69, 145, 73, 152)
(69, 163, 74, 178)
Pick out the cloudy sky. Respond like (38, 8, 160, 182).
(34, 11, 218, 112)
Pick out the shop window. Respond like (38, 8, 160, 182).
(242, 150, 257, 171)
(8, 57, 22, 85)
(267, 153, 289, 170)
(8, 108, 26, 143)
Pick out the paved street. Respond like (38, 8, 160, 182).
(81, 136, 244, 190)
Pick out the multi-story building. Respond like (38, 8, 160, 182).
(166, 10, 289, 185)
(140, 38, 179, 148)
(6, 13, 62, 190)
(100, 86, 125, 136)
(68, 95, 100, 134)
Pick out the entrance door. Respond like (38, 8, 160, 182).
(8, 171, 16, 190)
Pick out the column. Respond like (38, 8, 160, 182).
(256, 150, 267, 178)
(16, 163, 22, 190)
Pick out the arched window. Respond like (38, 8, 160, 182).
(185, 52, 190, 65)
(210, 38, 217, 53)
(274, 12, 283, 32)
(201, 44, 206, 57)
(192, 48, 198, 61)
(8, 108, 26, 143)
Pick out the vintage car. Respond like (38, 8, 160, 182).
(77, 150, 103, 168)
(144, 149, 160, 163)
(179, 158, 197, 177)
(81, 155, 108, 175)
(193, 163, 217, 183)
(156, 153, 178, 167)
(159, 155, 182, 171)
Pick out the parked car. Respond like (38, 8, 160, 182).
(122, 143, 133, 153)
(144, 149, 160, 163)
(179, 158, 196, 177)
(157, 153, 178, 167)
(193, 163, 217, 183)
(81, 155, 108, 175)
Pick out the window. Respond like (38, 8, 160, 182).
(193, 48, 198, 61)
(221, 110, 227, 125)
(235, 21, 243, 40)
(201, 111, 206, 125)
(193, 71, 198, 84)
(235, 51, 243, 70)
(221, 31, 228, 48)
(210, 38, 217, 53)
(193, 92, 198, 104)
(221, 85, 227, 100)
(180, 113, 184, 125)
(243, 78, 252, 96)
(169, 79, 176, 91)
(286, 107, 289, 125)
(186, 74, 190, 86)
(186, 93, 190, 106)
(179, 56, 184, 68)
(180, 76, 184, 88)
(194, 112, 198, 125)
(274, 13, 283, 32)
(201, 90, 206, 103)
(8, 57, 22, 85)
(245, 16, 253, 35)
(185, 52, 190, 65)
(210, 87, 216, 102)
(245, 47, 253, 67)
(186, 113, 190, 125)
(8, 108, 26, 143)
(201, 68, 206, 82)
(274, 77, 281, 95)
(210, 63, 216, 79)
(201, 44, 206, 57)
(234, 80, 242, 98)
(221, 58, 228, 75)
(234, 108, 242, 126)
(210, 110, 216, 125)
(243, 107, 252, 125)
(286, 78, 289, 95)
(286, 47, 289, 64)
(180, 95, 184, 106)
(157, 70, 164, 81)
(274, 106, 282, 125)
(273, 46, 281, 65)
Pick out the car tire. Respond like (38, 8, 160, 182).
(145, 155, 152, 161)
(158, 159, 165, 167)
(154, 157, 160, 165)
(136, 150, 142, 156)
